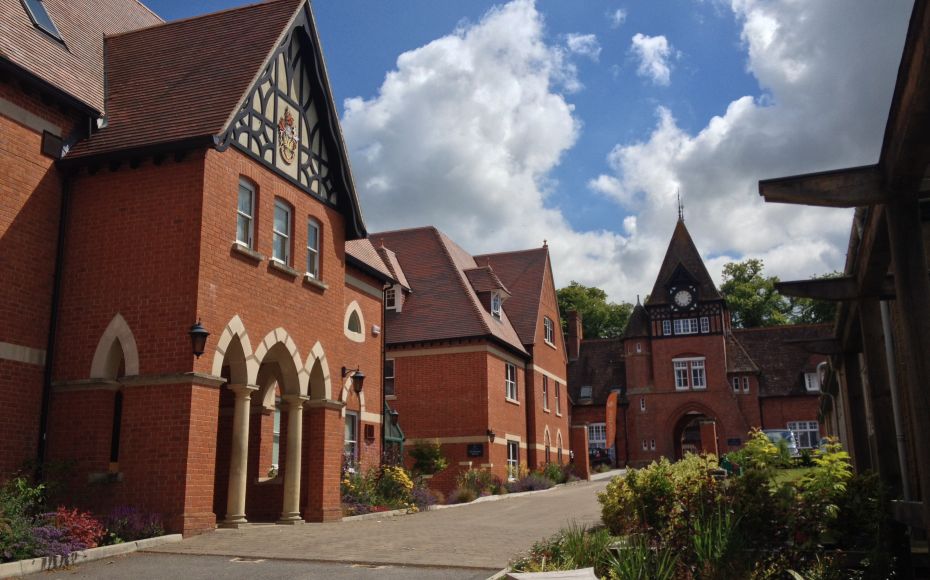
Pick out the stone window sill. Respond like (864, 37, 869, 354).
(231, 242, 264, 263)
(543, 407, 550, 414)
(88, 471, 123, 484)
(303, 274, 329, 292)
(544, 340, 557, 349)
(256, 474, 283, 485)
(505, 397, 520, 406)
(385, 395, 397, 401)
(269, 259, 299, 278)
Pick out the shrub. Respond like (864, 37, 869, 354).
(104, 506, 164, 543)
(448, 487, 477, 504)
(377, 466, 414, 504)
(44, 507, 105, 551)
(0, 477, 46, 562)
(455, 469, 503, 496)
(741, 428, 780, 472)
(411, 485, 442, 510)
(606, 535, 677, 580)
(510, 523, 614, 576)
(540, 462, 566, 484)
(408, 440, 448, 475)
(506, 473, 555, 493)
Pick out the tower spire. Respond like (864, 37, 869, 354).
(677, 189, 684, 222)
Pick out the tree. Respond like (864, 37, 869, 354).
(557, 282, 633, 339)
(720, 259, 791, 328)
(720, 259, 839, 327)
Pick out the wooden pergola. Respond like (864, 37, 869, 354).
(758, 2, 930, 532)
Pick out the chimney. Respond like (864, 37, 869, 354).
(567, 310, 583, 361)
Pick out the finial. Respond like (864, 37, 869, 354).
(636, 294, 641, 305)
(543, 239, 548, 248)
(677, 189, 684, 221)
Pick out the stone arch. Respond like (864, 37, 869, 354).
(254, 328, 305, 396)
(212, 315, 257, 384)
(667, 401, 720, 459)
(90, 313, 139, 378)
(343, 300, 365, 343)
(303, 341, 333, 400)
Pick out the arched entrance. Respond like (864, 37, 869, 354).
(674, 412, 707, 459)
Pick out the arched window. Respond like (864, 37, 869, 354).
(348, 311, 361, 333)
(544, 430, 551, 464)
(557, 432, 564, 464)
(344, 302, 365, 342)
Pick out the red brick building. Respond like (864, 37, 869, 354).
(1, 0, 390, 534)
(569, 218, 827, 466)
(362, 227, 571, 490)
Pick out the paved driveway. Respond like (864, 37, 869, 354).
(149, 479, 609, 571)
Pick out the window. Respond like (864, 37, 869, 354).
(237, 179, 255, 248)
(544, 316, 554, 344)
(579, 384, 592, 401)
(674, 357, 706, 390)
(22, 0, 62, 41)
(732, 377, 740, 393)
(636, 342, 642, 353)
(700, 316, 710, 333)
(662, 320, 672, 336)
(642, 440, 648, 451)
(555, 382, 561, 414)
(272, 199, 292, 264)
(742, 376, 750, 393)
(804, 372, 821, 392)
(673, 318, 699, 335)
(109, 391, 123, 464)
(505, 363, 517, 400)
(491, 292, 502, 320)
(543, 376, 550, 409)
(306, 219, 320, 278)
(640, 397, 646, 412)
(788, 421, 820, 449)
(506, 441, 519, 480)
(344, 412, 359, 465)
(347, 311, 362, 333)
(545, 432, 551, 464)
(588, 423, 606, 452)
(384, 359, 395, 396)
(691, 360, 706, 389)
(650, 439, 656, 451)
(272, 397, 282, 470)
(385, 287, 397, 310)
(557, 433, 563, 464)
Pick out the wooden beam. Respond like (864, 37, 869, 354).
(783, 338, 843, 355)
(775, 276, 896, 301)
(759, 165, 886, 207)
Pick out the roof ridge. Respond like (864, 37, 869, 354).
(371, 225, 437, 237)
(732, 322, 833, 333)
(105, 0, 297, 39)
(476, 246, 547, 258)
(129, 0, 164, 24)
(431, 229, 493, 337)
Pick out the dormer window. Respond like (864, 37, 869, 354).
(385, 286, 397, 310)
(804, 372, 820, 392)
(491, 292, 502, 320)
(23, 0, 63, 42)
(579, 385, 592, 400)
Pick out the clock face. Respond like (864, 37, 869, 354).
(673, 289, 693, 308)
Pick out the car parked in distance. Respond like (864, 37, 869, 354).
(763, 429, 800, 458)
(588, 447, 611, 467)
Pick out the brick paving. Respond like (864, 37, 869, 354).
(149, 479, 609, 570)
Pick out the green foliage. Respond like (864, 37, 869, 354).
(692, 507, 741, 579)
(720, 259, 790, 328)
(556, 281, 633, 338)
(510, 523, 615, 577)
(788, 272, 842, 325)
(407, 440, 448, 475)
(606, 535, 678, 580)
(739, 428, 780, 472)
(792, 439, 853, 546)
(448, 487, 478, 504)
(0, 477, 46, 562)
(340, 465, 418, 515)
(455, 468, 504, 497)
(541, 462, 567, 484)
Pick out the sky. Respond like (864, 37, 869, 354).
(147, 0, 914, 303)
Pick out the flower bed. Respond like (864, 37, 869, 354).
(0, 475, 164, 564)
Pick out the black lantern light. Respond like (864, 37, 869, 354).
(342, 366, 366, 394)
(189, 320, 209, 358)
(486, 429, 496, 443)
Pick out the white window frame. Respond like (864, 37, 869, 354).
(662, 320, 672, 336)
(384, 358, 395, 396)
(642, 439, 648, 451)
(544, 316, 554, 344)
(674, 360, 689, 390)
(237, 179, 255, 249)
(588, 423, 606, 451)
(542, 376, 549, 410)
(742, 376, 750, 393)
(555, 382, 561, 414)
(636, 342, 642, 353)
(344, 411, 359, 465)
(505, 363, 518, 401)
(650, 439, 656, 450)
(674, 357, 706, 390)
(491, 292, 502, 320)
(673, 318, 699, 335)
(385, 286, 397, 311)
(804, 372, 821, 392)
(506, 441, 519, 480)
(640, 397, 646, 412)
(691, 359, 706, 389)
(788, 420, 819, 449)
(271, 396, 281, 470)
(306, 218, 321, 278)
(272, 199, 292, 264)
(732, 377, 740, 393)
(700, 316, 710, 333)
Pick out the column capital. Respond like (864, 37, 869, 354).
(305, 398, 345, 411)
(282, 394, 311, 406)
(227, 383, 259, 397)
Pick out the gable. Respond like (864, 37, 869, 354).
(217, 2, 365, 238)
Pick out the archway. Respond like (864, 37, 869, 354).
(674, 412, 708, 459)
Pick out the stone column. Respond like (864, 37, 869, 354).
(221, 384, 258, 527)
(279, 394, 309, 524)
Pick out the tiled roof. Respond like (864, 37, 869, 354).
(67, 0, 302, 158)
(345, 239, 395, 283)
(375, 227, 527, 354)
(463, 266, 510, 295)
(734, 324, 831, 397)
(646, 219, 722, 306)
(377, 246, 410, 290)
(0, 0, 162, 112)
(567, 339, 626, 406)
(622, 302, 650, 339)
(725, 332, 759, 373)
(474, 247, 549, 346)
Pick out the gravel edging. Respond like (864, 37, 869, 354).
(0, 534, 183, 577)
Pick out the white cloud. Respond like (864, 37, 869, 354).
(341, 0, 633, 299)
(608, 8, 627, 28)
(630, 33, 673, 85)
(565, 33, 601, 61)
(590, 0, 912, 298)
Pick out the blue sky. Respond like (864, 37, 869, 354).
(147, 0, 912, 301)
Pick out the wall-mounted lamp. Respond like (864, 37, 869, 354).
(188, 320, 209, 358)
(342, 366, 366, 394)
(486, 429, 496, 443)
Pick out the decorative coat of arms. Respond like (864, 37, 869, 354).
(277, 107, 298, 165)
